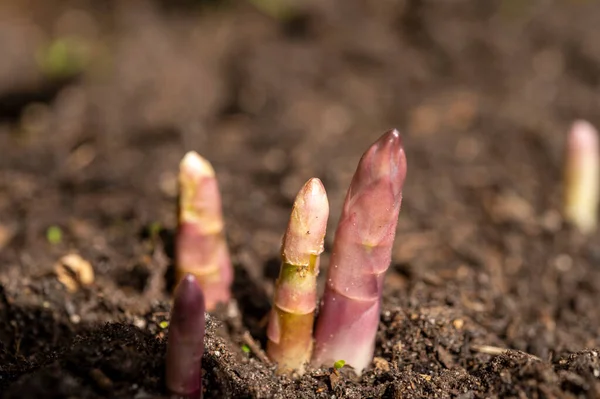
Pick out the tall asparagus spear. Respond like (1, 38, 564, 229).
(563, 120, 600, 234)
(166, 274, 206, 399)
(312, 129, 407, 375)
(176, 151, 233, 311)
(267, 178, 329, 375)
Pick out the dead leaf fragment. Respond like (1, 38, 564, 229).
(436, 346, 455, 368)
(55, 253, 95, 292)
(373, 357, 390, 372)
(329, 370, 341, 389)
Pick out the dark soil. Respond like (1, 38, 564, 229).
(2, 0, 600, 397)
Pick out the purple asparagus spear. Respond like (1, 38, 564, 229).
(166, 274, 206, 399)
(176, 151, 233, 311)
(312, 129, 407, 375)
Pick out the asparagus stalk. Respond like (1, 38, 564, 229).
(312, 129, 407, 375)
(176, 151, 233, 311)
(166, 274, 206, 399)
(563, 120, 600, 234)
(266, 178, 329, 375)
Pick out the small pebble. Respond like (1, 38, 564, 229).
(133, 316, 147, 329)
(453, 319, 465, 329)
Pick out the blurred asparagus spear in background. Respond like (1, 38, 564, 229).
(312, 129, 407, 375)
(166, 274, 205, 399)
(267, 178, 329, 375)
(176, 151, 233, 311)
(563, 120, 600, 235)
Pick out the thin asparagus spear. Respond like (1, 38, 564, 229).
(267, 178, 329, 375)
(166, 274, 206, 399)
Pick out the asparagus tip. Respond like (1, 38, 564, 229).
(352, 129, 406, 200)
(181, 151, 215, 178)
(282, 177, 329, 266)
(569, 120, 599, 150)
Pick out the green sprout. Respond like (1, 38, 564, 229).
(46, 226, 63, 245)
(333, 360, 345, 370)
(149, 221, 162, 240)
(36, 36, 91, 80)
(241, 344, 251, 354)
(159, 320, 170, 329)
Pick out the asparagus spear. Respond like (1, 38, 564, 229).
(176, 151, 233, 311)
(267, 178, 329, 375)
(563, 120, 600, 234)
(166, 274, 206, 399)
(312, 129, 407, 375)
